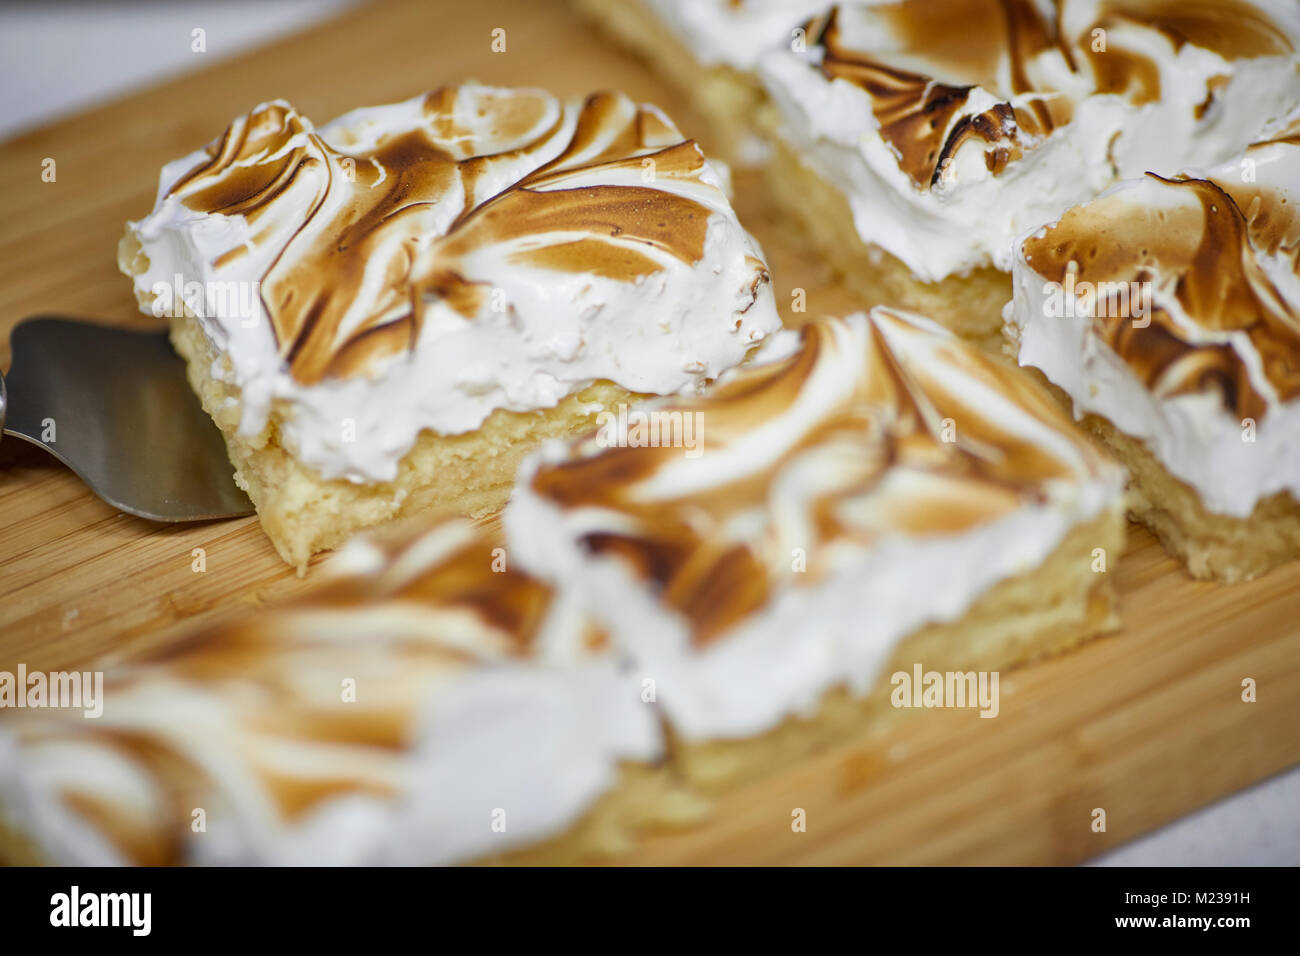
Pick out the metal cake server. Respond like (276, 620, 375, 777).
(0, 316, 253, 521)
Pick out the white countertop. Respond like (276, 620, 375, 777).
(1, 0, 1295, 867)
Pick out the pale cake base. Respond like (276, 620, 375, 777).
(170, 310, 637, 569)
(1008, 354, 1300, 583)
(119, 231, 641, 569)
(485, 764, 709, 866)
(573, 0, 772, 165)
(764, 138, 1014, 351)
(1082, 414, 1300, 583)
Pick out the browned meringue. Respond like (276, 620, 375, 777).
(504, 309, 1123, 742)
(123, 84, 780, 484)
(0, 521, 658, 865)
(806, 2, 1076, 189)
(513, 308, 1121, 647)
(1009, 110, 1300, 517)
(1019, 126, 1300, 421)
(167, 91, 725, 384)
(757, 1, 1300, 282)
(803, 0, 1299, 192)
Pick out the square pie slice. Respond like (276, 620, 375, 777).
(508, 307, 1127, 789)
(119, 83, 780, 567)
(1007, 111, 1300, 582)
(0, 520, 669, 866)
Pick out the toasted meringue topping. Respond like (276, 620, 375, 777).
(1009, 111, 1300, 516)
(123, 84, 781, 483)
(518, 309, 1117, 647)
(1071, 0, 1298, 62)
(758, 1, 1300, 281)
(1019, 146, 1300, 420)
(168, 91, 717, 384)
(0, 521, 658, 865)
(507, 309, 1123, 740)
(802, 1, 1300, 192)
(806, 3, 1076, 190)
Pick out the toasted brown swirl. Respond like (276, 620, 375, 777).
(165, 87, 728, 384)
(1085, 0, 1296, 60)
(809, 4, 1059, 188)
(1022, 164, 1300, 419)
(529, 309, 1114, 646)
(2, 521, 577, 865)
(802, 1, 1297, 190)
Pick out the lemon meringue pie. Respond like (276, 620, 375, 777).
(507, 308, 1126, 789)
(1007, 111, 1300, 581)
(0, 520, 670, 865)
(119, 84, 781, 567)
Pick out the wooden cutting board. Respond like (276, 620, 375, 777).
(1, 0, 1296, 865)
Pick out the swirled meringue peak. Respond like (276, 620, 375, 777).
(507, 309, 1124, 740)
(1009, 109, 1300, 518)
(123, 84, 780, 482)
(758, 1, 1300, 281)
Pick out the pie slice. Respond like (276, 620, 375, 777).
(119, 83, 781, 567)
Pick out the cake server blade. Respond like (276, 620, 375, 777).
(0, 316, 254, 521)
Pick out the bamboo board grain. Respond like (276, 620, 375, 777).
(0, 0, 1297, 865)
